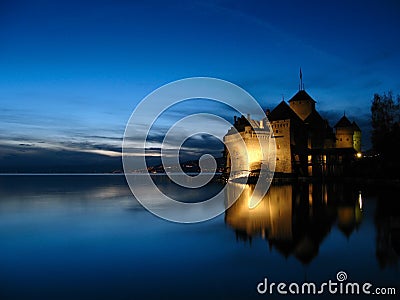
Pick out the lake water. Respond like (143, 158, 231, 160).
(0, 175, 399, 299)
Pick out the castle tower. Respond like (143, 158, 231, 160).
(334, 115, 361, 152)
(268, 101, 308, 174)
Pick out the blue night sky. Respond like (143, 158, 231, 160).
(1, 0, 400, 171)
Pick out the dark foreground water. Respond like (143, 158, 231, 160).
(0, 175, 399, 300)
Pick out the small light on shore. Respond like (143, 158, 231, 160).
(356, 152, 362, 158)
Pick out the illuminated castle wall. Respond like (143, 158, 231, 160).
(223, 115, 274, 178)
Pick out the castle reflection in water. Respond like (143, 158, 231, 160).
(225, 183, 364, 265)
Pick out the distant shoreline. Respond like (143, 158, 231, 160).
(0, 172, 398, 183)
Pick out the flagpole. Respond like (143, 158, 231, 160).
(299, 68, 303, 91)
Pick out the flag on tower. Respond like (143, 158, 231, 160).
(299, 67, 303, 90)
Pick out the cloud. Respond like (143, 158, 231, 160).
(0, 125, 226, 172)
(0, 144, 122, 173)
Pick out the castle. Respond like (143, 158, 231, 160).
(224, 77, 361, 178)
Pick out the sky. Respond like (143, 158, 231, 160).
(1, 0, 400, 172)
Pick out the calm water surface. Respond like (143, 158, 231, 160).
(0, 175, 399, 299)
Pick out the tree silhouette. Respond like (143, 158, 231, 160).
(371, 91, 400, 176)
(371, 91, 400, 158)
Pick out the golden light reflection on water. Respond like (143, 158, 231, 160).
(225, 182, 364, 264)
(225, 183, 292, 241)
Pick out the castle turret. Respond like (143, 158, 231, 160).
(334, 115, 353, 148)
(352, 121, 362, 153)
(334, 115, 361, 152)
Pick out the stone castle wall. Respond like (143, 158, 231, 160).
(335, 127, 354, 149)
(271, 119, 292, 173)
